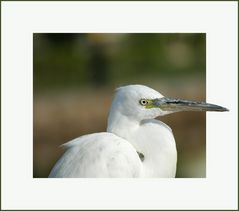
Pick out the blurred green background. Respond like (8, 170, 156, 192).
(33, 33, 206, 178)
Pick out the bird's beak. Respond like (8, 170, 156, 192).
(153, 97, 229, 112)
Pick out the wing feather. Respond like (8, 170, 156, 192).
(48, 132, 142, 178)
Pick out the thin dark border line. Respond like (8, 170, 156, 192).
(1, 1, 238, 211)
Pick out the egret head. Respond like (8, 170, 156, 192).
(109, 85, 228, 122)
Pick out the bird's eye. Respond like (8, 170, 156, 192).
(140, 99, 148, 106)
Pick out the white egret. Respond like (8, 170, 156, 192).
(48, 85, 228, 178)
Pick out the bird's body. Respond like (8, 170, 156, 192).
(49, 85, 228, 178)
(49, 120, 176, 178)
(49, 132, 143, 177)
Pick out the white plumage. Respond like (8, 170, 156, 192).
(49, 84, 227, 178)
(49, 133, 142, 177)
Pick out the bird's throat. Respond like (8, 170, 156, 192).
(107, 111, 139, 139)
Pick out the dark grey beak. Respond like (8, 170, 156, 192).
(153, 97, 229, 112)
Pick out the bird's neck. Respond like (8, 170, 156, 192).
(107, 111, 139, 138)
(107, 111, 177, 177)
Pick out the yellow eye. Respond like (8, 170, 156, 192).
(140, 99, 148, 106)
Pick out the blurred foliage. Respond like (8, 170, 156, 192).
(33, 33, 206, 178)
(34, 33, 205, 91)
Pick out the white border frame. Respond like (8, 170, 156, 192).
(1, 1, 238, 210)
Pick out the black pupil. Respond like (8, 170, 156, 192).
(142, 100, 146, 104)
